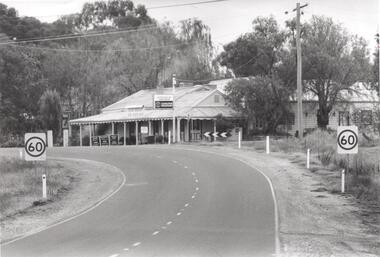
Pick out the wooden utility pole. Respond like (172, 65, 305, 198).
(294, 3, 308, 138)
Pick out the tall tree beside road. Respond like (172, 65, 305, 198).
(373, 33, 379, 93)
(301, 16, 371, 129)
(218, 17, 286, 77)
(225, 77, 292, 134)
(39, 89, 62, 136)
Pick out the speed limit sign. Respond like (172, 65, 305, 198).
(337, 126, 358, 154)
(24, 133, 47, 161)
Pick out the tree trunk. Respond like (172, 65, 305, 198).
(317, 106, 330, 130)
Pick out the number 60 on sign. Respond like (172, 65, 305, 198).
(337, 126, 358, 154)
(24, 133, 47, 161)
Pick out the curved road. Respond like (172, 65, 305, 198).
(2, 146, 276, 257)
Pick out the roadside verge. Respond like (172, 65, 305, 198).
(1, 157, 125, 245)
(155, 144, 379, 257)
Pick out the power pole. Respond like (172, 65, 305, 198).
(172, 74, 176, 143)
(293, 3, 308, 138)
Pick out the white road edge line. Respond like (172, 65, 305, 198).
(143, 145, 281, 256)
(1, 157, 127, 247)
(132, 242, 141, 247)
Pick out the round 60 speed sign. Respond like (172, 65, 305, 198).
(337, 126, 358, 154)
(24, 133, 47, 161)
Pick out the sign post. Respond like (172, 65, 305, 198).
(337, 126, 358, 193)
(24, 133, 47, 161)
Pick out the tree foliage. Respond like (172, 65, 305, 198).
(39, 89, 62, 135)
(225, 77, 292, 134)
(301, 16, 372, 128)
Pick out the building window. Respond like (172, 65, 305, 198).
(255, 117, 264, 129)
(360, 110, 372, 125)
(339, 111, 350, 126)
(279, 113, 295, 125)
(214, 95, 220, 103)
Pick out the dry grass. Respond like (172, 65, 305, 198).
(0, 157, 75, 219)
(272, 130, 380, 202)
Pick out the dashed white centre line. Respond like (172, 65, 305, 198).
(184, 203, 189, 207)
(192, 172, 196, 176)
(192, 195, 195, 199)
(123, 248, 129, 251)
(166, 221, 172, 225)
(109, 254, 119, 257)
(132, 242, 141, 247)
(161, 226, 167, 229)
(172, 160, 177, 163)
(184, 166, 188, 169)
(196, 187, 199, 191)
(152, 231, 160, 236)
(195, 179, 199, 183)
(177, 212, 182, 216)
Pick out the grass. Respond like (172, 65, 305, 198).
(272, 130, 380, 202)
(0, 157, 75, 219)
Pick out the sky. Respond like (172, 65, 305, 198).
(1, 0, 379, 51)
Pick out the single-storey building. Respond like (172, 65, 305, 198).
(69, 78, 379, 145)
(69, 82, 239, 146)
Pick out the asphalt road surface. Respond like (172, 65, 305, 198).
(2, 146, 276, 257)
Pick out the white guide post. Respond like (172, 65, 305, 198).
(341, 169, 345, 193)
(266, 136, 270, 154)
(47, 130, 53, 147)
(168, 131, 171, 145)
(307, 148, 310, 169)
(42, 174, 47, 199)
(238, 130, 241, 149)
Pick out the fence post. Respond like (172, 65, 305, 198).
(266, 136, 270, 154)
(307, 148, 310, 169)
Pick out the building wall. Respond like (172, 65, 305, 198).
(198, 91, 226, 107)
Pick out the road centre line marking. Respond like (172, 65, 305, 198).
(196, 187, 199, 191)
(146, 146, 281, 256)
(192, 172, 196, 176)
(132, 242, 141, 247)
(184, 203, 189, 207)
(192, 195, 195, 199)
(172, 160, 177, 163)
(161, 226, 167, 229)
(152, 231, 160, 236)
(123, 248, 129, 251)
(166, 221, 172, 225)
(109, 254, 119, 257)
(184, 166, 188, 168)
(177, 212, 182, 216)
(195, 179, 199, 183)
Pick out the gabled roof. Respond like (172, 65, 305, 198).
(69, 83, 237, 125)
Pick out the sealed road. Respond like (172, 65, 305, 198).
(2, 146, 275, 257)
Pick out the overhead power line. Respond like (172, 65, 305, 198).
(147, 0, 227, 9)
(0, 24, 161, 46)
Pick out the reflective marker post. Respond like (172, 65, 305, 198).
(341, 169, 345, 193)
(307, 148, 310, 169)
(42, 174, 47, 199)
(168, 131, 171, 145)
(19, 149, 23, 159)
(266, 136, 270, 154)
(238, 130, 241, 149)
